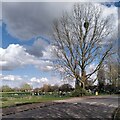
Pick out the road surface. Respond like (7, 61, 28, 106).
(2, 95, 119, 119)
(55, 95, 119, 107)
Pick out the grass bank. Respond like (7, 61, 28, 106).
(1, 95, 70, 108)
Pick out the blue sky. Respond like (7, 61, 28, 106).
(2, 23, 34, 48)
(0, 23, 61, 87)
(0, 2, 119, 88)
(2, 23, 51, 77)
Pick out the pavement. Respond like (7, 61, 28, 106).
(1, 95, 119, 119)
(55, 95, 119, 107)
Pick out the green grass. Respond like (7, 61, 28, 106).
(0, 91, 113, 108)
(0, 92, 31, 97)
(1, 95, 70, 108)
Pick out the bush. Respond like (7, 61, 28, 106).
(70, 87, 90, 97)
(1, 97, 8, 101)
(2, 92, 31, 97)
(59, 84, 73, 92)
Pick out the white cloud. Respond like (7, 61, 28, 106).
(0, 44, 39, 70)
(0, 74, 52, 88)
(0, 44, 53, 71)
(35, 60, 53, 71)
(102, 3, 118, 29)
(0, 74, 23, 81)
(30, 76, 64, 87)
(29, 76, 62, 88)
(30, 77, 48, 83)
(42, 45, 56, 59)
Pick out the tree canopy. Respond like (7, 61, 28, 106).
(52, 3, 116, 89)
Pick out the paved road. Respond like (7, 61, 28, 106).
(2, 95, 119, 119)
(55, 95, 119, 107)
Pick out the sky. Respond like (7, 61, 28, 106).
(0, 1, 119, 88)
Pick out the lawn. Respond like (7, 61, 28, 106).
(0, 93, 70, 108)
(0, 91, 112, 108)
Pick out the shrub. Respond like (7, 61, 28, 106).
(70, 87, 89, 97)
(1, 97, 8, 101)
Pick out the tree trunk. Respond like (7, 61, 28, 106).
(81, 69, 86, 89)
(75, 78, 80, 89)
(81, 82, 85, 89)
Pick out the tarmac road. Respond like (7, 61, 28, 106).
(55, 95, 119, 107)
(2, 95, 119, 119)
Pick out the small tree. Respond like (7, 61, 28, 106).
(20, 83, 32, 92)
(1, 85, 13, 92)
(42, 84, 52, 92)
(59, 84, 73, 92)
(50, 85, 59, 92)
(105, 56, 119, 92)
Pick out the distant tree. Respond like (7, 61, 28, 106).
(50, 85, 59, 92)
(0, 87, 2, 92)
(20, 83, 32, 92)
(105, 56, 119, 92)
(42, 84, 52, 92)
(33, 88, 41, 93)
(107, 61, 118, 86)
(1, 85, 13, 92)
(59, 84, 73, 92)
(13, 87, 20, 92)
(97, 66, 106, 93)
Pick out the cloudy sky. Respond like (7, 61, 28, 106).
(0, 1, 119, 88)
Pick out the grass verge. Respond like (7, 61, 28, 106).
(1, 95, 70, 108)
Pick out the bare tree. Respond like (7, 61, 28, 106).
(105, 56, 119, 87)
(52, 3, 116, 89)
